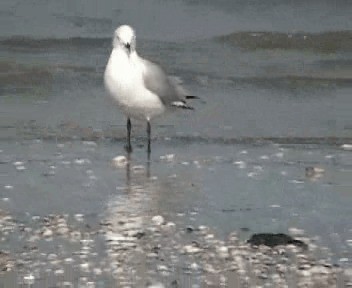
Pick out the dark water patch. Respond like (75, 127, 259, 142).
(2, 121, 351, 146)
(0, 61, 96, 75)
(54, 14, 113, 29)
(317, 59, 352, 70)
(0, 60, 102, 96)
(0, 61, 53, 96)
(189, 69, 352, 90)
(171, 136, 352, 148)
(0, 72, 52, 89)
(218, 31, 352, 53)
(0, 37, 111, 51)
(229, 75, 352, 90)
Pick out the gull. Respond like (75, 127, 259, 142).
(104, 25, 196, 154)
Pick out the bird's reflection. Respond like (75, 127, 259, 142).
(125, 151, 151, 192)
(125, 152, 131, 188)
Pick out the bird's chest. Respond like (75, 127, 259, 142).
(105, 57, 144, 103)
(112, 61, 140, 91)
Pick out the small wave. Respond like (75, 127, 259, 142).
(0, 61, 99, 95)
(218, 31, 352, 53)
(0, 36, 111, 50)
(0, 61, 52, 87)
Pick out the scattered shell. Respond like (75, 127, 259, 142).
(164, 222, 176, 230)
(289, 180, 304, 184)
(132, 165, 145, 173)
(111, 156, 128, 168)
(247, 172, 258, 178)
(205, 234, 215, 240)
(65, 258, 74, 264)
(57, 226, 70, 235)
(74, 214, 84, 222)
(289, 227, 305, 236)
(54, 269, 64, 275)
(23, 274, 35, 285)
(217, 246, 229, 259)
(182, 245, 202, 254)
(190, 262, 200, 271)
(160, 154, 175, 162)
(344, 268, 352, 278)
(42, 170, 55, 176)
(198, 225, 209, 235)
(157, 264, 168, 272)
(74, 158, 91, 165)
(146, 282, 165, 288)
(341, 144, 352, 150)
(42, 228, 53, 238)
(82, 141, 98, 147)
(152, 215, 165, 226)
(233, 161, 246, 169)
(305, 166, 325, 179)
(16, 165, 26, 171)
(274, 152, 284, 158)
(80, 262, 90, 273)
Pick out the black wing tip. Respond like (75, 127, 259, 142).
(182, 105, 194, 110)
(185, 95, 200, 99)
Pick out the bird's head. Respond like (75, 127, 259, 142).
(113, 25, 136, 54)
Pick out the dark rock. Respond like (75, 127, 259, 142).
(152, 245, 160, 254)
(247, 233, 308, 249)
(134, 231, 145, 239)
(171, 279, 179, 287)
(222, 208, 236, 213)
(186, 226, 194, 233)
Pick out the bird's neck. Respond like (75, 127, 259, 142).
(110, 48, 138, 63)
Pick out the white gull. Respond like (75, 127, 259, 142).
(104, 25, 196, 154)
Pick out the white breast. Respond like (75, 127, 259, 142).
(104, 50, 165, 121)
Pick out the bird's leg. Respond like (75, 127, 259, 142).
(125, 117, 132, 153)
(147, 121, 151, 156)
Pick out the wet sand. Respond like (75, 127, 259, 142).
(0, 134, 352, 287)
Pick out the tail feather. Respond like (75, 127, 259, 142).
(171, 101, 194, 110)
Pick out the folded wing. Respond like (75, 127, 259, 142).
(141, 58, 193, 109)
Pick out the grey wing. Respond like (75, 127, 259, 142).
(142, 58, 192, 109)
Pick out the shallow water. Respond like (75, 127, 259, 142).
(0, 0, 352, 286)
